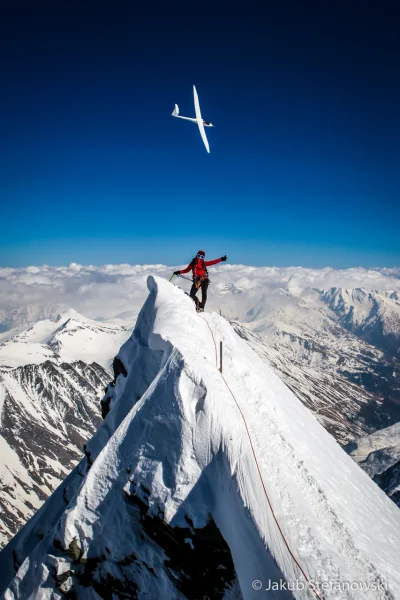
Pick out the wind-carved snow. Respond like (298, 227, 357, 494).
(1, 276, 400, 599)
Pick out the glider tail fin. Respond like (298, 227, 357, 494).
(172, 104, 179, 116)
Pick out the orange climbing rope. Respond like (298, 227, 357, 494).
(199, 314, 323, 600)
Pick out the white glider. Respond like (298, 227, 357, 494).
(172, 85, 214, 153)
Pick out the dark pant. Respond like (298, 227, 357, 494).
(190, 278, 209, 309)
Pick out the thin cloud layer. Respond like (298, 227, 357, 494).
(0, 264, 399, 328)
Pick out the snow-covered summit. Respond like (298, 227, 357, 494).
(0, 309, 128, 369)
(1, 276, 400, 599)
(320, 287, 400, 356)
(0, 303, 70, 339)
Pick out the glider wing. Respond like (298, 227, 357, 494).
(193, 85, 210, 153)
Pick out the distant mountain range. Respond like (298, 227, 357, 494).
(0, 265, 399, 549)
(320, 287, 400, 357)
(213, 282, 400, 435)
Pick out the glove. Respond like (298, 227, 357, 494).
(221, 255, 227, 262)
(173, 271, 180, 276)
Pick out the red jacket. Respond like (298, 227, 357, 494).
(180, 257, 223, 279)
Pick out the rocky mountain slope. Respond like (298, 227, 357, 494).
(0, 311, 129, 549)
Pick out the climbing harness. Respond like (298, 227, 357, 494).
(195, 275, 208, 290)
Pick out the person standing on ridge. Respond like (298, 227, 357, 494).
(174, 250, 227, 311)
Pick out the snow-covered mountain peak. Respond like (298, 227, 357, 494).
(45, 315, 129, 369)
(0, 308, 129, 370)
(322, 286, 371, 306)
(321, 285, 400, 312)
(2, 275, 400, 599)
(319, 287, 400, 356)
(8, 308, 88, 342)
(0, 302, 71, 336)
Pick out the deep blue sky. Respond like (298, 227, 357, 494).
(1, 0, 399, 268)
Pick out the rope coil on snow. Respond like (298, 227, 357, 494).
(199, 314, 323, 600)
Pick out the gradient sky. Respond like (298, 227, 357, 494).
(1, 0, 399, 268)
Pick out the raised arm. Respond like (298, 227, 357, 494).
(205, 255, 227, 267)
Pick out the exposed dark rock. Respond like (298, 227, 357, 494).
(123, 482, 236, 600)
(68, 538, 82, 563)
(373, 460, 400, 508)
(113, 356, 128, 382)
(101, 397, 111, 419)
